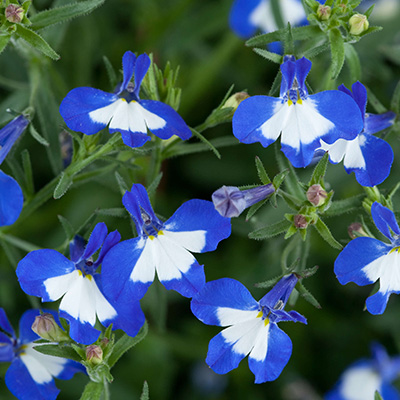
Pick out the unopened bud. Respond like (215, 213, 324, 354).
(212, 183, 275, 218)
(294, 214, 308, 229)
(32, 313, 68, 342)
(86, 345, 103, 365)
(348, 222, 368, 239)
(349, 14, 369, 35)
(99, 338, 109, 349)
(222, 92, 250, 112)
(307, 184, 327, 207)
(5, 4, 24, 23)
(317, 5, 331, 20)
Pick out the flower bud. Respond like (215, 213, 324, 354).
(348, 222, 368, 239)
(5, 4, 24, 23)
(349, 14, 369, 35)
(31, 313, 69, 342)
(294, 214, 308, 229)
(86, 345, 103, 365)
(222, 92, 250, 112)
(212, 183, 275, 218)
(317, 5, 331, 20)
(306, 184, 327, 207)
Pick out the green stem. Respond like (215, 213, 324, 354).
(103, 378, 110, 400)
(147, 137, 163, 191)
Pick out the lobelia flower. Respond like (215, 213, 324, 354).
(334, 202, 400, 315)
(101, 183, 231, 302)
(325, 343, 400, 400)
(0, 114, 29, 226)
(212, 183, 275, 218)
(319, 82, 395, 187)
(232, 56, 364, 168)
(59, 51, 192, 148)
(0, 308, 84, 400)
(16, 222, 145, 345)
(190, 274, 306, 383)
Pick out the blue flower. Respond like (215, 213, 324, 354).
(320, 82, 395, 187)
(232, 56, 364, 168)
(190, 274, 306, 383)
(0, 114, 29, 227)
(59, 51, 192, 148)
(326, 343, 400, 400)
(334, 202, 400, 315)
(16, 223, 145, 345)
(0, 308, 84, 400)
(101, 184, 231, 302)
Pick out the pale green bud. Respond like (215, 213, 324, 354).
(222, 92, 250, 112)
(5, 4, 24, 23)
(31, 313, 69, 342)
(349, 14, 369, 35)
(86, 345, 103, 365)
(317, 5, 331, 20)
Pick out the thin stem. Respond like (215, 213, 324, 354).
(103, 378, 110, 400)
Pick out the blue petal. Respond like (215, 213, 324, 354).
(118, 51, 136, 94)
(294, 57, 311, 93)
(259, 274, 298, 309)
(164, 199, 231, 252)
(0, 332, 14, 362)
(0, 170, 23, 227)
(206, 330, 247, 374)
(80, 222, 108, 261)
(0, 115, 29, 165)
(59, 87, 118, 134)
(280, 59, 296, 96)
(271, 309, 307, 324)
(379, 383, 400, 400)
(371, 202, 400, 241)
(337, 83, 352, 98)
(5, 358, 60, 400)
(191, 278, 258, 326)
(161, 261, 205, 298)
(95, 229, 121, 266)
(0, 307, 15, 337)
(69, 235, 86, 263)
(350, 81, 368, 118)
(101, 237, 151, 302)
(232, 95, 282, 147)
(17, 249, 75, 302)
(119, 130, 151, 148)
(248, 323, 292, 383)
(334, 237, 391, 286)
(229, 0, 262, 38)
(345, 134, 393, 187)
(139, 100, 192, 140)
(60, 310, 100, 345)
(55, 359, 86, 380)
(364, 111, 396, 135)
(133, 54, 151, 98)
(366, 291, 393, 315)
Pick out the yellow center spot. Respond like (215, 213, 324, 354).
(297, 97, 303, 105)
(86, 274, 93, 281)
(78, 270, 83, 276)
(256, 311, 263, 318)
(256, 311, 270, 326)
(158, 230, 164, 236)
(121, 98, 127, 102)
(390, 247, 400, 254)
(288, 99, 293, 107)
(148, 235, 155, 240)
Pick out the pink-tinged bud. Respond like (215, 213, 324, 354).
(349, 14, 369, 35)
(306, 184, 327, 207)
(348, 222, 368, 239)
(5, 4, 24, 23)
(317, 5, 331, 20)
(222, 92, 250, 111)
(86, 345, 103, 365)
(99, 338, 109, 349)
(294, 214, 308, 229)
(31, 313, 68, 342)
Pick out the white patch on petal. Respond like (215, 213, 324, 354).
(89, 99, 166, 134)
(340, 366, 381, 400)
(258, 101, 290, 142)
(44, 270, 80, 301)
(249, 323, 270, 362)
(363, 250, 400, 295)
(130, 238, 156, 283)
(161, 230, 206, 253)
(250, 0, 306, 33)
(20, 342, 67, 384)
(320, 138, 348, 164)
(59, 274, 117, 326)
(217, 308, 259, 326)
(221, 318, 265, 356)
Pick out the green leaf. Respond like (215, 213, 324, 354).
(0, 34, 11, 55)
(14, 24, 60, 60)
(255, 156, 271, 185)
(29, 124, 49, 147)
(283, 23, 294, 55)
(302, 40, 330, 59)
(140, 381, 150, 400)
(21, 149, 34, 197)
(108, 321, 148, 368)
(313, 218, 342, 250)
(103, 55, 118, 90)
(269, 70, 282, 96)
(359, 26, 382, 38)
(246, 198, 269, 220)
(95, 208, 127, 218)
(272, 169, 289, 190)
(58, 215, 74, 239)
(308, 152, 329, 186)
(114, 171, 129, 195)
(344, 44, 362, 82)
(296, 281, 321, 309)
(323, 194, 364, 217)
(79, 381, 103, 400)
(54, 172, 73, 199)
(329, 28, 345, 79)
(249, 219, 291, 240)
(270, 0, 285, 29)
(191, 128, 221, 159)
(253, 48, 282, 64)
(374, 391, 384, 400)
(391, 80, 400, 114)
(30, 0, 105, 30)
(33, 344, 82, 362)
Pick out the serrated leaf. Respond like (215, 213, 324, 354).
(95, 208, 127, 218)
(191, 128, 221, 159)
(269, 70, 282, 96)
(302, 40, 330, 59)
(249, 219, 291, 240)
(323, 194, 364, 217)
(79, 381, 103, 400)
(296, 281, 321, 308)
(255, 156, 271, 185)
(329, 28, 344, 79)
(308, 152, 329, 186)
(313, 218, 342, 249)
(115, 171, 129, 195)
(283, 22, 294, 55)
(15, 24, 60, 60)
(246, 198, 269, 220)
(54, 172, 73, 199)
(344, 44, 361, 82)
(33, 344, 82, 362)
(253, 48, 282, 64)
(30, 0, 105, 30)
(29, 124, 49, 147)
(147, 172, 163, 198)
(359, 26, 382, 38)
(272, 169, 289, 190)
(58, 215, 74, 239)
(140, 381, 149, 400)
(0, 34, 11, 55)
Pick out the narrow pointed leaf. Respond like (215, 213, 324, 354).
(33, 344, 82, 362)
(21, 149, 34, 197)
(79, 381, 103, 400)
(313, 218, 342, 249)
(191, 128, 221, 159)
(365, 85, 387, 113)
(308, 152, 329, 186)
(323, 194, 364, 217)
(140, 381, 149, 400)
(329, 28, 344, 79)
(249, 219, 291, 240)
(54, 172, 73, 199)
(296, 281, 321, 308)
(58, 215, 75, 239)
(29, 124, 49, 147)
(253, 48, 282, 64)
(344, 44, 362, 82)
(255, 156, 271, 185)
(391, 80, 400, 114)
(0, 34, 11, 55)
